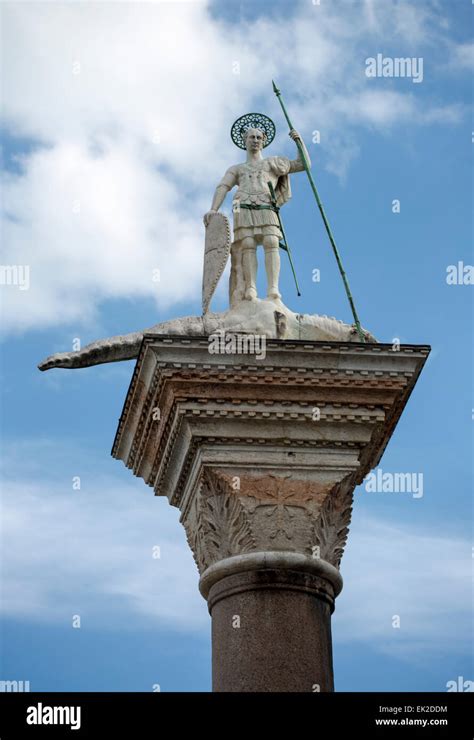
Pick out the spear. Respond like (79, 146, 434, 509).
(272, 80, 365, 342)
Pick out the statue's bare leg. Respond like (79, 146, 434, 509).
(242, 236, 258, 300)
(263, 235, 281, 300)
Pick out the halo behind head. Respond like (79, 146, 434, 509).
(231, 113, 276, 150)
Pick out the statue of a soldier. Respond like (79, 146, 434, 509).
(37, 107, 374, 372)
(203, 113, 311, 308)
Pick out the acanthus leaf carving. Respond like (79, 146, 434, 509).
(184, 469, 255, 573)
(312, 478, 353, 567)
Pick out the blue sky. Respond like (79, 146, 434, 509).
(1, 0, 472, 692)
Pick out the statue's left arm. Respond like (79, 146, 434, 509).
(288, 129, 311, 172)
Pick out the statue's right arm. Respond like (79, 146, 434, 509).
(210, 184, 230, 211)
(204, 167, 237, 226)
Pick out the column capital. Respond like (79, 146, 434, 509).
(183, 466, 350, 601)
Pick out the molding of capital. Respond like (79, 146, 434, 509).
(199, 551, 343, 601)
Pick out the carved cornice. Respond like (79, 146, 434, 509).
(112, 336, 429, 464)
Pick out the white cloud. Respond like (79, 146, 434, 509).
(1, 472, 208, 631)
(449, 42, 474, 71)
(0, 437, 207, 630)
(0, 0, 466, 333)
(334, 90, 463, 127)
(362, 0, 448, 46)
(335, 511, 471, 660)
(1, 439, 470, 663)
(2, 139, 204, 329)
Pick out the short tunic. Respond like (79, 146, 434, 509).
(218, 155, 303, 243)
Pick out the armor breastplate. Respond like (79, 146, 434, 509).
(234, 162, 278, 205)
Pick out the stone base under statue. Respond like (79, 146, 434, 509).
(38, 296, 375, 371)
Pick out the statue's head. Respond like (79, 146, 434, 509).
(244, 127, 266, 152)
(231, 114, 275, 151)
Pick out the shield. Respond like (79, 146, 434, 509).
(202, 212, 231, 314)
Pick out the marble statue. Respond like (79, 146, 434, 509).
(38, 112, 375, 372)
(203, 121, 309, 305)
